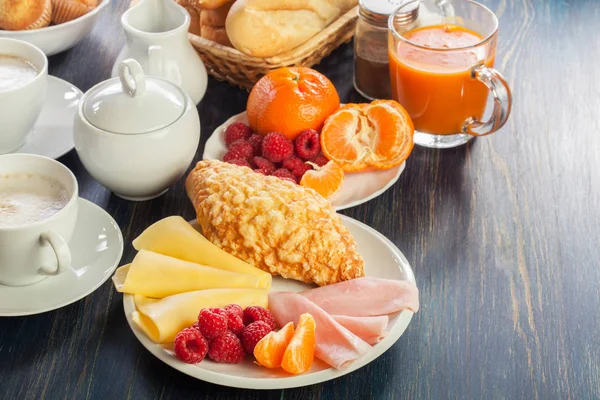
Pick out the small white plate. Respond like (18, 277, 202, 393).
(123, 215, 416, 390)
(0, 0, 109, 56)
(203, 112, 405, 211)
(11, 76, 82, 160)
(0, 198, 123, 317)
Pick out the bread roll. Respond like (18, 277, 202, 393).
(226, 0, 357, 58)
(196, 2, 233, 46)
(201, 24, 232, 46)
(186, 5, 201, 36)
(200, 2, 231, 26)
(190, 0, 233, 10)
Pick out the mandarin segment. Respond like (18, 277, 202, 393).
(300, 161, 345, 199)
(367, 100, 414, 163)
(246, 67, 340, 140)
(281, 313, 316, 374)
(253, 322, 295, 369)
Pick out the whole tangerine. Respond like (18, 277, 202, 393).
(246, 67, 340, 141)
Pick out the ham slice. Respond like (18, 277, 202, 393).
(268, 292, 371, 370)
(300, 277, 419, 316)
(332, 315, 389, 345)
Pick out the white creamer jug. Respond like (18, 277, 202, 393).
(111, 0, 208, 104)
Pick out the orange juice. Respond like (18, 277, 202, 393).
(389, 24, 494, 135)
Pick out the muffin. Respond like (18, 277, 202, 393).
(51, 0, 98, 25)
(0, 0, 52, 30)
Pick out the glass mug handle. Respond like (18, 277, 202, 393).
(462, 64, 513, 137)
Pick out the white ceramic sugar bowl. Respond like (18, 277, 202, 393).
(74, 59, 200, 201)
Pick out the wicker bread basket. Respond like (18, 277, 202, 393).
(190, 6, 358, 90)
(130, 1, 358, 90)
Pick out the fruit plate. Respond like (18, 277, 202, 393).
(203, 112, 405, 211)
(122, 215, 416, 390)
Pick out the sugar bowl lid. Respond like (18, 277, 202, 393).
(82, 59, 186, 134)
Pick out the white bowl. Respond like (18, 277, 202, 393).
(0, 0, 109, 56)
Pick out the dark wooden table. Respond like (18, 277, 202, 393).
(1, 0, 599, 398)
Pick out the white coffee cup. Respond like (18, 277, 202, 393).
(0, 154, 78, 286)
(0, 38, 48, 154)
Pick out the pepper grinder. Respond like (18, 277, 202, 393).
(353, 0, 418, 100)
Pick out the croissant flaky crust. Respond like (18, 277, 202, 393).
(185, 160, 364, 286)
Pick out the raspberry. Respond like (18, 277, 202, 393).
(282, 157, 312, 179)
(282, 156, 304, 172)
(243, 306, 275, 330)
(226, 159, 252, 168)
(261, 132, 293, 163)
(174, 328, 209, 364)
(197, 308, 228, 339)
(247, 134, 264, 156)
(240, 321, 271, 354)
(224, 310, 245, 335)
(294, 129, 321, 160)
(254, 168, 270, 175)
(272, 168, 297, 183)
(224, 304, 243, 318)
(208, 331, 245, 363)
(191, 321, 200, 330)
(309, 154, 329, 167)
(291, 162, 313, 179)
(225, 122, 252, 148)
(223, 140, 253, 162)
(203, 307, 244, 335)
(252, 157, 276, 175)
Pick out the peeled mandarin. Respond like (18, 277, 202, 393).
(366, 100, 414, 169)
(320, 104, 371, 172)
(320, 100, 414, 171)
(254, 321, 295, 369)
(281, 313, 316, 374)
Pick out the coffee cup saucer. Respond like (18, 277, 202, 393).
(0, 198, 123, 317)
(11, 76, 82, 160)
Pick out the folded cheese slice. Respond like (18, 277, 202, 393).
(301, 276, 419, 316)
(268, 292, 371, 370)
(112, 250, 268, 298)
(132, 216, 271, 288)
(132, 288, 268, 343)
(332, 315, 389, 345)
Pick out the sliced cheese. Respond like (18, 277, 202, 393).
(132, 288, 268, 343)
(112, 250, 268, 298)
(134, 294, 158, 308)
(132, 216, 271, 288)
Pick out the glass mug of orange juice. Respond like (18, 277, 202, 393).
(388, 0, 512, 148)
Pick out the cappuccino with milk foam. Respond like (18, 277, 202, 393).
(0, 173, 69, 228)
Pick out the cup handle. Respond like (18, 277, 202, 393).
(118, 59, 146, 98)
(148, 45, 163, 77)
(462, 64, 512, 136)
(38, 231, 71, 276)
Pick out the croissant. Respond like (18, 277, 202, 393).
(185, 160, 364, 286)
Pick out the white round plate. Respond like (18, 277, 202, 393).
(0, 198, 123, 316)
(203, 112, 405, 211)
(123, 215, 416, 390)
(0, 0, 109, 56)
(11, 76, 82, 159)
